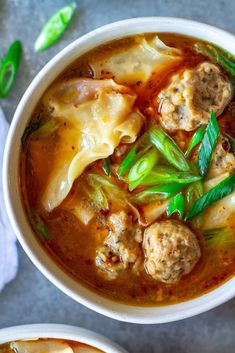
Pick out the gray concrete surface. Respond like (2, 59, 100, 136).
(1, 0, 235, 352)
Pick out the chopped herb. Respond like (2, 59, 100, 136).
(0, 40, 22, 98)
(35, 3, 77, 52)
(167, 192, 185, 219)
(198, 111, 219, 177)
(185, 125, 206, 157)
(103, 157, 111, 176)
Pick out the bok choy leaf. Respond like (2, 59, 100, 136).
(185, 173, 235, 220)
(198, 111, 219, 177)
(203, 227, 235, 247)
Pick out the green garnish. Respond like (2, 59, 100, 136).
(35, 3, 77, 52)
(0, 40, 22, 98)
(167, 192, 185, 219)
(203, 227, 235, 247)
(198, 111, 219, 177)
(141, 166, 201, 186)
(225, 132, 235, 153)
(33, 217, 50, 241)
(185, 125, 206, 157)
(186, 174, 235, 220)
(128, 148, 159, 190)
(185, 181, 204, 209)
(131, 183, 184, 205)
(195, 42, 235, 77)
(118, 132, 150, 177)
(103, 157, 111, 176)
(149, 127, 190, 172)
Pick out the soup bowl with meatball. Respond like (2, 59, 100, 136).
(3, 17, 235, 323)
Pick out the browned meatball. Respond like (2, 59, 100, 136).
(158, 62, 232, 131)
(143, 220, 201, 283)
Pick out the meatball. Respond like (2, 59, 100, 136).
(96, 211, 143, 280)
(207, 135, 235, 179)
(143, 220, 201, 283)
(158, 62, 232, 131)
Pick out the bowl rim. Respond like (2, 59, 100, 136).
(3, 17, 235, 324)
(0, 323, 128, 352)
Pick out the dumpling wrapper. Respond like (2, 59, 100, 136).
(11, 339, 73, 353)
(90, 35, 182, 84)
(41, 79, 144, 211)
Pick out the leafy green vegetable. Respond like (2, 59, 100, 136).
(167, 192, 185, 219)
(131, 183, 184, 205)
(86, 174, 127, 209)
(35, 3, 77, 52)
(195, 42, 235, 77)
(0, 40, 22, 98)
(103, 157, 111, 176)
(203, 227, 235, 248)
(185, 125, 206, 157)
(149, 127, 190, 172)
(118, 132, 150, 177)
(128, 148, 159, 190)
(31, 119, 58, 139)
(225, 132, 235, 153)
(141, 165, 201, 186)
(185, 173, 235, 220)
(198, 111, 219, 177)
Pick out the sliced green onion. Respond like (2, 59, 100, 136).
(185, 173, 235, 220)
(185, 180, 204, 209)
(128, 148, 159, 191)
(35, 3, 77, 52)
(141, 165, 201, 186)
(149, 127, 190, 172)
(167, 192, 185, 219)
(131, 183, 184, 205)
(203, 227, 235, 248)
(198, 111, 219, 177)
(103, 157, 111, 176)
(185, 125, 206, 157)
(118, 132, 150, 177)
(225, 132, 235, 153)
(0, 40, 22, 98)
(195, 42, 235, 77)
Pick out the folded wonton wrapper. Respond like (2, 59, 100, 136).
(90, 35, 182, 84)
(41, 79, 144, 211)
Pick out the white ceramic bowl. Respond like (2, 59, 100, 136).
(3, 17, 235, 324)
(0, 324, 127, 352)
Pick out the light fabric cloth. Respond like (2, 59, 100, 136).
(0, 107, 18, 292)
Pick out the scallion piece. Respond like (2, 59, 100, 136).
(141, 166, 201, 186)
(185, 181, 203, 209)
(198, 111, 219, 177)
(131, 183, 184, 205)
(195, 42, 235, 77)
(118, 132, 150, 177)
(185, 125, 206, 157)
(167, 192, 185, 219)
(103, 157, 111, 176)
(185, 173, 235, 220)
(35, 3, 77, 52)
(128, 148, 159, 190)
(33, 216, 50, 241)
(149, 127, 190, 172)
(0, 40, 22, 98)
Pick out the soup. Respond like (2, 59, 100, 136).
(20, 33, 235, 306)
(0, 338, 103, 353)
